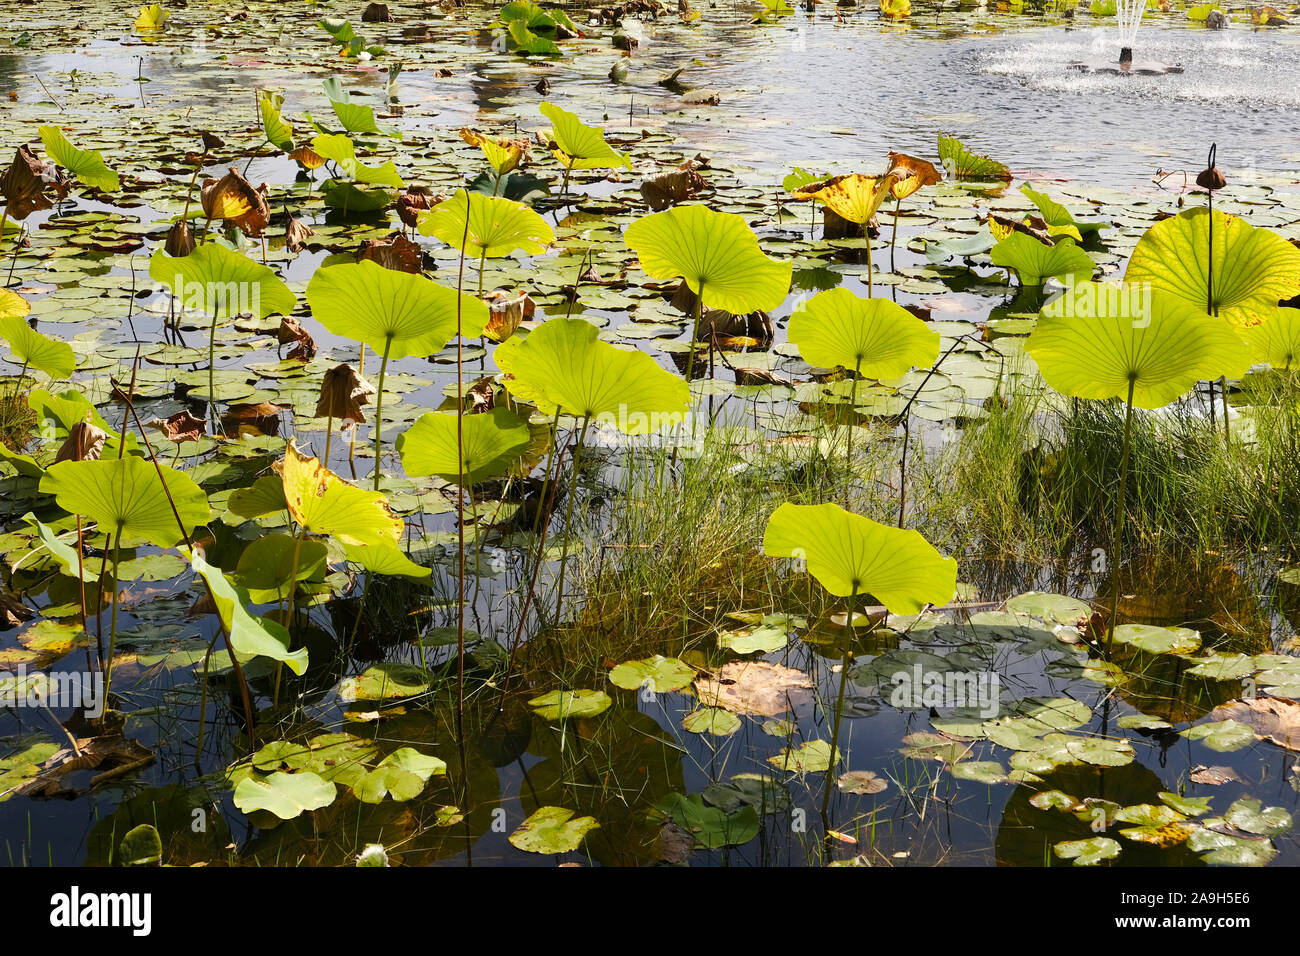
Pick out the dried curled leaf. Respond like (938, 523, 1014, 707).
(200, 167, 271, 237)
(356, 231, 422, 274)
(0, 144, 71, 221)
(316, 363, 377, 422)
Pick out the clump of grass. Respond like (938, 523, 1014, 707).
(0, 387, 35, 452)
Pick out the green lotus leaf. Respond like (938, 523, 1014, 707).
(539, 102, 630, 170)
(508, 806, 600, 854)
(527, 688, 611, 720)
(0, 444, 44, 479)
(937, 133, 1011, 182)
(495, 318, 689, 431)
(342, 542, 431, 581)
(353, 747, 446, 804)
(310, 133, 403, 188)
(1064, 736, 1135, 767)
(397, 407, 532, 485)
(1246, 306, 1300, 369)
(950, 760, 1007, 784)
(768, 738, 839, 774)
(0, 315, 75, 379)
(231, 532, 328, 602)
(716, 624, 788, 655)
(1223, 797, 1292, 836)
(1025, 283, 1252, 409)
(763, 501, 957, 610)
(1112, 624, 1201, 655)
(1053, 836, 1121, 866)
(507, 18, 561, 55)
(990, 234, 1093, 287)
(682, 707, 742, 736)
(319, 179, 393, 212)
(224, 475, 287, 523)
(305, 260, 487, 358)
(338, 663, 432, 702)
(148, 243, 295, 320)
(1126, 208, 1300, 330)
(0, 290, 29, 321)
(117, 823, 162, 866)
(1158, 792, 1213, 817)
(1020, 183, 1107, 239)
(787, 287, 939, 376)
(22, 514, 95, 582)
(190, 549, 309, 675)
(318, 78, 398, 137)
(281, 440, 402, 546)
(655, 792, 760, 848)
(1184, 651, 1256, 680)
(1180, 718, 1254, 752)
(417, 189, 554, 258)
(41, 456, 209, 548)
(1004, 591, 1090, 624)
(233, 771, 336, 820)
(259, 94, 294, 151)
(624, 204, 792, 315)
(39, 125, 118, 192)
(608, 655, 695, 693)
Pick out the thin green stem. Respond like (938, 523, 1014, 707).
(1105, 378, 1137, 652)
(372, 337, 392, 491)
(555, 414, 591, 617)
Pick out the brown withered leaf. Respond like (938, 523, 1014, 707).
(222, 402, 287, 437)
(397, 185, 440, 230)
(285, 216, 316, 254)
(356, 231, 422, 274)
(277, 316, 317, 360)
(0, 590, 34, 629)
(640, 160, 706, 211)
(316, 363, 377, 422)
(483, 290, 535, 343)
(55, 421, 108, 462)
(14, 734, 154, 798)
(288, 146, 324, 170)
(694, 661, 813, 717)
(1189, 765, 1241, 786)
(885, 151, 944, 201)
(149, 410, 206, 444)
(1209, 697, 1300, 751)
(200, 167, 271, 236)
(200, 131, 225, 152)
(163, 219, 196, 257)
(463, 375, 497, 413)
(0, 145, 71, 221)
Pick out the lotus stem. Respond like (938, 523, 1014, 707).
(193, 632, 221, 769)
(1105, 378, 1137, 652)
(455, 207, 471, 749)
(820, 584, 857, 840)
(845, 357, 860, 505)
(103, 530, 122, 701)
(863, 221, 873, 297)
(207, 317, 219, 434)
(889, 195, 902, 272)
(555, 414, 591, 618)
(323, 414, 333, 466)
(477, 249, 487, 296)
(372, 337, 393, 492)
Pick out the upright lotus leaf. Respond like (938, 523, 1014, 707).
(280, 439, 401, 546)
(885, 152, 943, 201)
(23, 514, 96, 582)
(1026, 284, 1252, 409)
(342, 542, 431, 581)
(417, 189, 554, 258)
(41, 457, 210, 548)
(305, 260, 487, 357)
(315, 78, 398, 138)
(0, 290, 30, 321)
(763, 502, 958, 610)
(495, 318, 689, 432)
(396, 407, 532, 485)
(258, 93, 294, 151)
(624, 204, 791, 315)
(38, 125, 119, 193)
(507, 19, 561, 55)
(787, 288, 939, 377)
(148, 243, 295, 319)
(0, 315, 75, 379)
(937, 133, 1011, 182)
(1247, 306, 1300, 369)
(538, 102, 631, 171)
(1126, 208, 1300, 329)
(133, 3, 169, 30)
(791, 173, 899, 226)
(190, 550, 309, 675)
(459, 129, 529, 176)
(310, 134, 404, 188)
(1021, 183, 1107, 240)
(991, 233, 1094, 287)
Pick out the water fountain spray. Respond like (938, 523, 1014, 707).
(1116, 0, 1148, 68)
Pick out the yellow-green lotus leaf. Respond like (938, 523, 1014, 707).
(763, 502, 958, 610)
(1026, 283, 1252, 409)
(417, 189, 554, 259)
(396, 406, 532, 485)
(539, 102, 631, 171)
(624, 204, 791, 315)
(990, 233, 1094, 287)
(38, 125, 119, 193)
(149, 242, 296, 320)
(280, 439, 401, 546)
(0, 314, 75, 379)
(788, 288, 939, 376)
(1246, 306, 1300, 369)
(791, 173, 900, 225)
(1125, 208, 1300, 330)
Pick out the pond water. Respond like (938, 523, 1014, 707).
(0, 2, 1298, 868)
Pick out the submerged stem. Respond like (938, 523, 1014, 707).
(1105, 378, 1137, 652)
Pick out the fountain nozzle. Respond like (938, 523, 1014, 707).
(1119, 46, 1133, 68)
